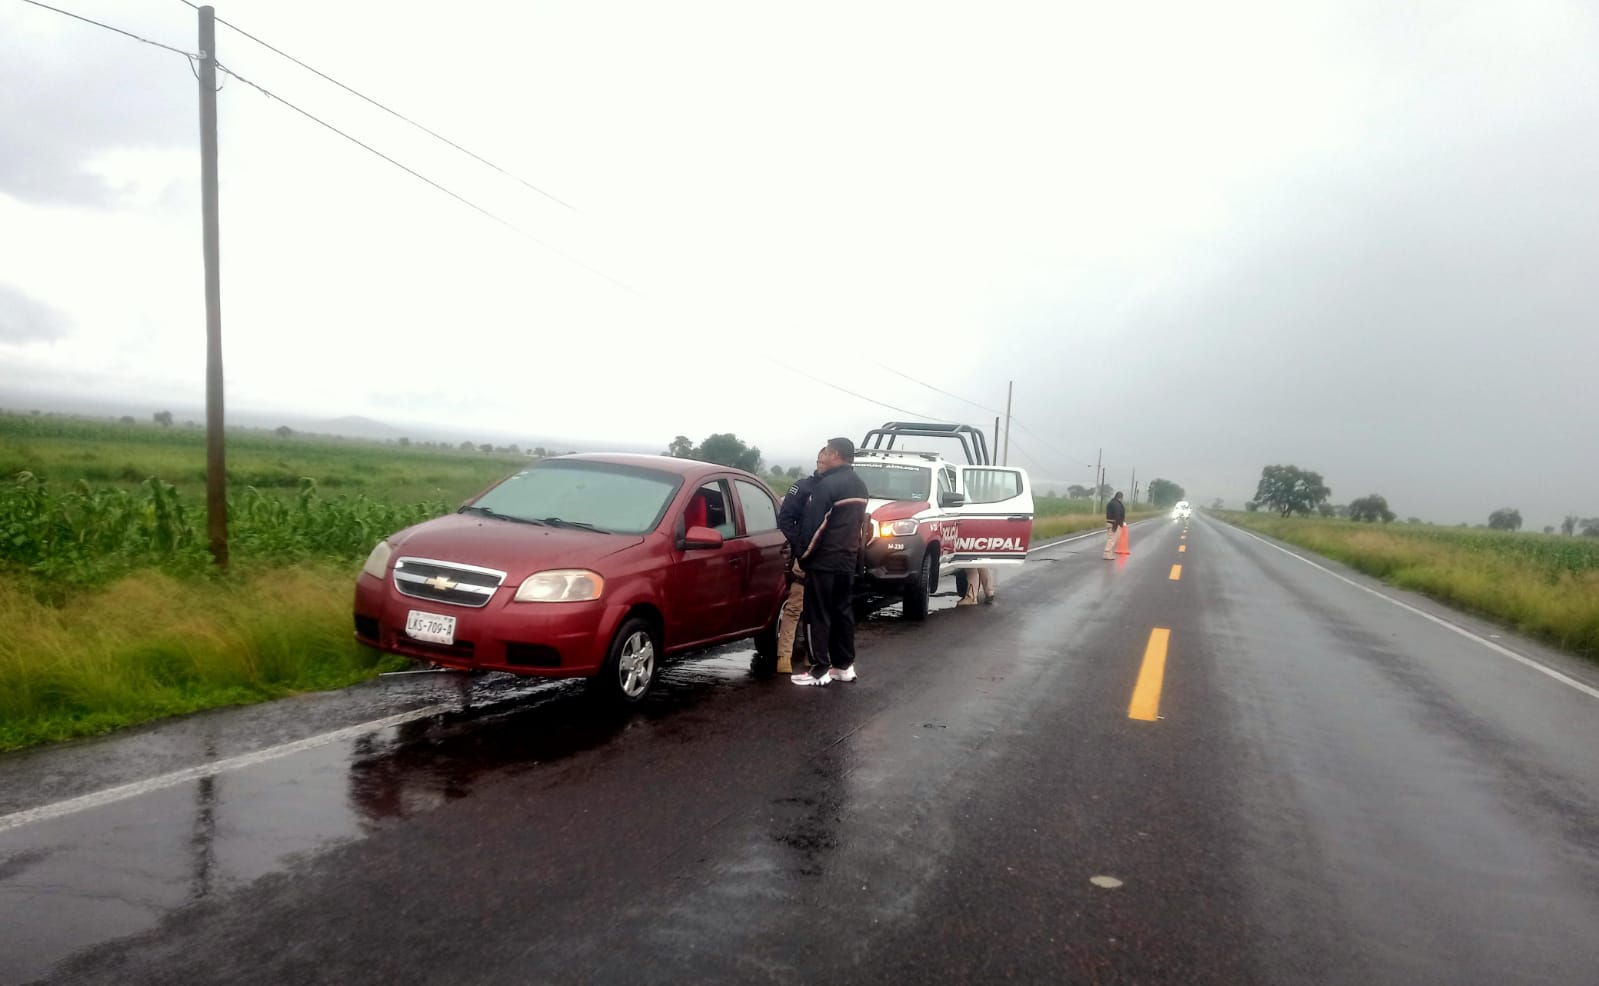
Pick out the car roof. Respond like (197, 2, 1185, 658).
(550, 452, 750, 479)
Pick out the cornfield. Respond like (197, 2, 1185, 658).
(1, 472, 448, 584)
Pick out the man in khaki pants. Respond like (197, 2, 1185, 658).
(1103, 491, 1126, 559)
(775, 452, 824, 673)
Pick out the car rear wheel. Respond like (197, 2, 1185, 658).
(902, 552, 933, 621)
(594, 617, 659, 705)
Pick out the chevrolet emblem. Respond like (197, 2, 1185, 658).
(425, 575, 458, 591)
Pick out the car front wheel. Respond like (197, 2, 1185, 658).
(594, 617, 659, 705)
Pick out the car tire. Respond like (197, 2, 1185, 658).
(593, 616, 660, 706)
(902, 552, 932, 622)
(753, 608, 779, 659)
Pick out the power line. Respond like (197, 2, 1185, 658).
(872, 362, 1004, 417)
(213, 62, 640, 296)
(177, 0, 575, 212)
(765, 358, 952, 424)
(19, 0, 197, 58)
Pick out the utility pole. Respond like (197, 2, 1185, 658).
(992, 416, 999, 465)
(198, 6, 227, 569)
(1002, 380, 1013, 466)
(1131, 467, 1137, 504)
(1093, 447, 1102, 514)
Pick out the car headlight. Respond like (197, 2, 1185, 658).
(872, 518, 919, 539)
(514, 569, 606, 603)
(361, 540, 393, 579)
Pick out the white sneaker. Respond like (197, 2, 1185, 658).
(828, 666, 858, 683)
(791, 672, 829, 687)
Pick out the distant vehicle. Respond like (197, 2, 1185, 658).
(1171, 500, 1192, 520)
(353, 454, 788, 704)
(853, 422, 1034, 620)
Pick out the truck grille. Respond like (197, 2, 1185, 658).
(393, 557, 506, 609)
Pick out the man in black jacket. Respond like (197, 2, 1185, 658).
(793, 437, 870, 686)
(1103, 490, 1127, 559)
(770, 450, 824, 674)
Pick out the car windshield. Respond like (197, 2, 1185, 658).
(467, 461, 681, 535)
(853, 462, 932, 502)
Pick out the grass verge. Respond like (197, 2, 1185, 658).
(1218, 512, 1599, 661)
(1033, 509, 1163, 541)
(0, 563, 409, 752)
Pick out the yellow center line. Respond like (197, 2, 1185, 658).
(1128, 628, 1171, 721)
(1179, 545, 1186, 553)
(1169, 564, 1182, 580)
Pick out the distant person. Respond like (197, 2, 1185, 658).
(793, 437, 869, 686)
(768, 448, 825, 675)
(1103, 491, 1126, 559)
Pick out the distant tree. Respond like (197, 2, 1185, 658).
(1147, 478, 1186, 509)
(787, 466, 802, 479)
(1582, 518, 1599, 538)
(1543, 526, 1555, 534)
(665, 435, 695, 459)
(533, 447, 548, 458)
(1253, 464, 1330, 518)
(398, 437, 410, 447)
(696, 433, 763, 473)
(478, 443, 493, 454)
(459, 440, 474, 451)
(1407, 517, 1422, 525)
(1245, 501, 1259, 513)
(1562, 515, 1579, 536)
(1317, 503, 1337, 518)
(1211, 498, 1225, 510)
(1096, 483, 1114, 500)
(1487, 508, 1522, 531)
(1348, 494, 1396, 523)
(1067, 484, 1090, 500)
(118, 415, 135, 425)
(274, 425, 292, 438)
(153, 410, 174, 427)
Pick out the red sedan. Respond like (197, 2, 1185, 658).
(354, 454, 789, 703)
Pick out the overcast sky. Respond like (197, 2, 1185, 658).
(1, 0, 1595, 527)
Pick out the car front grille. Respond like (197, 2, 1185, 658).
(393, 557, 507, 609)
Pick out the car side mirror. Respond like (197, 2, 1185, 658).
(943, 492, 966, 508)
(682, 526, 724, 550)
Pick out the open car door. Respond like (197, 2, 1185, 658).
(948, 466, 1034, 567)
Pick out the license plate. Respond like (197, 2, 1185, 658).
(405, 610, 456, 645)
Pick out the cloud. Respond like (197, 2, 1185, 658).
(0, 8, 195, 206)
(0, 283, 71, 343)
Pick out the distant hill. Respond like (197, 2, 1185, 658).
(302, 415, 407, 441)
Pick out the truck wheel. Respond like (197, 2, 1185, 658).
(902, 552, 932, 621)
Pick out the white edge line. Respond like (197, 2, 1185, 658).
(1228, 524, 1599, 702)
(0, 702, 456, 835)
(1029, 522, 1129, 553)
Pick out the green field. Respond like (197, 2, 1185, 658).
(1220, 512, 1599, 660)
(0, 413, 1165, 751)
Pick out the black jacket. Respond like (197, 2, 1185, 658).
(778, 472, 821, 558)
(798, 465, 870, 574)
(1106, 496, 1126, 526)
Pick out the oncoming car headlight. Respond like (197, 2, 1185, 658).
(872, 519, 919, 539)
(361, 540, 393, 579)
(514, 569, 606, 603)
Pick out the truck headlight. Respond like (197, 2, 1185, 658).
(514, 569, 606, 602)
(361, 540, 393, 579)
(873, 519, 919, 538)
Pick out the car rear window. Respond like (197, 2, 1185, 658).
(471, 462, 682, 534)
(854, 463, 932, 502)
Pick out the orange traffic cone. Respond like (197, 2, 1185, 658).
(1115, 524, 1131, 556)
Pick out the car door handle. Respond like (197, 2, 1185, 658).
(729, 557, 744, 566)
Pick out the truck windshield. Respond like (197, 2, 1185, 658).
(853, 463, 932, 502)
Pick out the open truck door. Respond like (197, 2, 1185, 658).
(948, 466, 1033, 567)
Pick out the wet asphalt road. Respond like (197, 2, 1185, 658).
(3, 517, 1599, 985)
